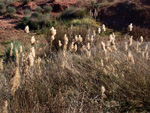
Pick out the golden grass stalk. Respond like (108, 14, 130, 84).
(2, 100, 8, 113)
(128, 23, 133, 32)
(64, 34, 68, 46)
(101, 86, 105, 95)
(63, 50, 66, 58)
(140, 36, 143, 44)
(146, 52, 149, 60)
(69, 42, 74, 53)
(0, 59, 3, 71)
(37, 57, 41, 67)
(31, 36, 35, 45)
(129, 36, 133, 46)
(20, 45, 23, 53)
(101, 41, 106, 51)
(103, 68, 107, 75)
(58, 40, 62, 47)
(124, 42, 128, 51)
(91, 35, 94, 43)
(107, 46, 112, 53)
(28, 53, 34, 66)
(98, 27, 101, 34)
(10, 67, 20, 96)
(74, 44, 78, 52)
(87, 35, 91, 42)
(15, 49, 19, 66)
(142, 51, 145, 59)
(31, 47, 35, 58)
(87, 43, 90, 50)
(102, 24, 106, 32)
(101, 59, 104, 67)
(10, 42, 13, 57)
(93, 30, 96, 37)
(50, 27, 56, 36)
(109, 34, 115, 45)
(128, 51, 135, 65)
(144, 45, 148, 53)
(136, 42, 140, 52)
(75, 35, 79, 42)
(87, 50, 91, 58)
(25, 25, 29, 33)
(114, 60, 120, 65)
(112, 45, 117, 51)
(79, 35, 83, 43)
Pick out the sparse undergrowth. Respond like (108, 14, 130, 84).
(0, 23, 150, 113)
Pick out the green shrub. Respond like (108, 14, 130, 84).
(91, 1, 95, 6)
(60, 7, 86, 20)
(7, 6, 16, 16)
(21, 16, 30, 27)
(24, 9, 31, 15)
(36, 6, 42, 13)
(0, 3, 6, 10)
(0, 3, 6, 14)
(28, 21, 38, 30)
(96, 3, 100, 8)
(31, 12, 39, 18)
(43, 5, 52, 13)
(75, 8, 86, 18)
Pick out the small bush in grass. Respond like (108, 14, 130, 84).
(24, 9, 31, 15)
(21, 16, 30, 28)
(31, 12, 39, 18)
(60, 7, 86, 20)
(5, 41, 21, 62)
(36, 6, 42, 13)
(43, 5, 52, 13)
(91, 1, 95, 6)
(75, 8, 86, 19)
(0, 3, 6, 14)
(7, 6, 16, 16)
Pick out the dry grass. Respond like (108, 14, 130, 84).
(0, 25, 150, 113)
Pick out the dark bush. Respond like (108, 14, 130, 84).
(21, 12, 52, 30)
(21, 16, 30, 27)
(0, 3, 6, 14)
(31, 12, 39, 18)
(7, 6, 16, 16)
(60, 8, 86, 20)
(24, 9, 31, 15)
(43, 5, 52, 13)
(36, 6, 42, 13)
(75, 8, 86, 18)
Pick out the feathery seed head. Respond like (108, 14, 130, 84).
(25, 25, 29, 33)
(58, 40, 62, 47)
(31, 36, 36, 45)
(10, 67, 20, 96)
(98, 27, 101, 34)
(50, 27, 56, 36)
